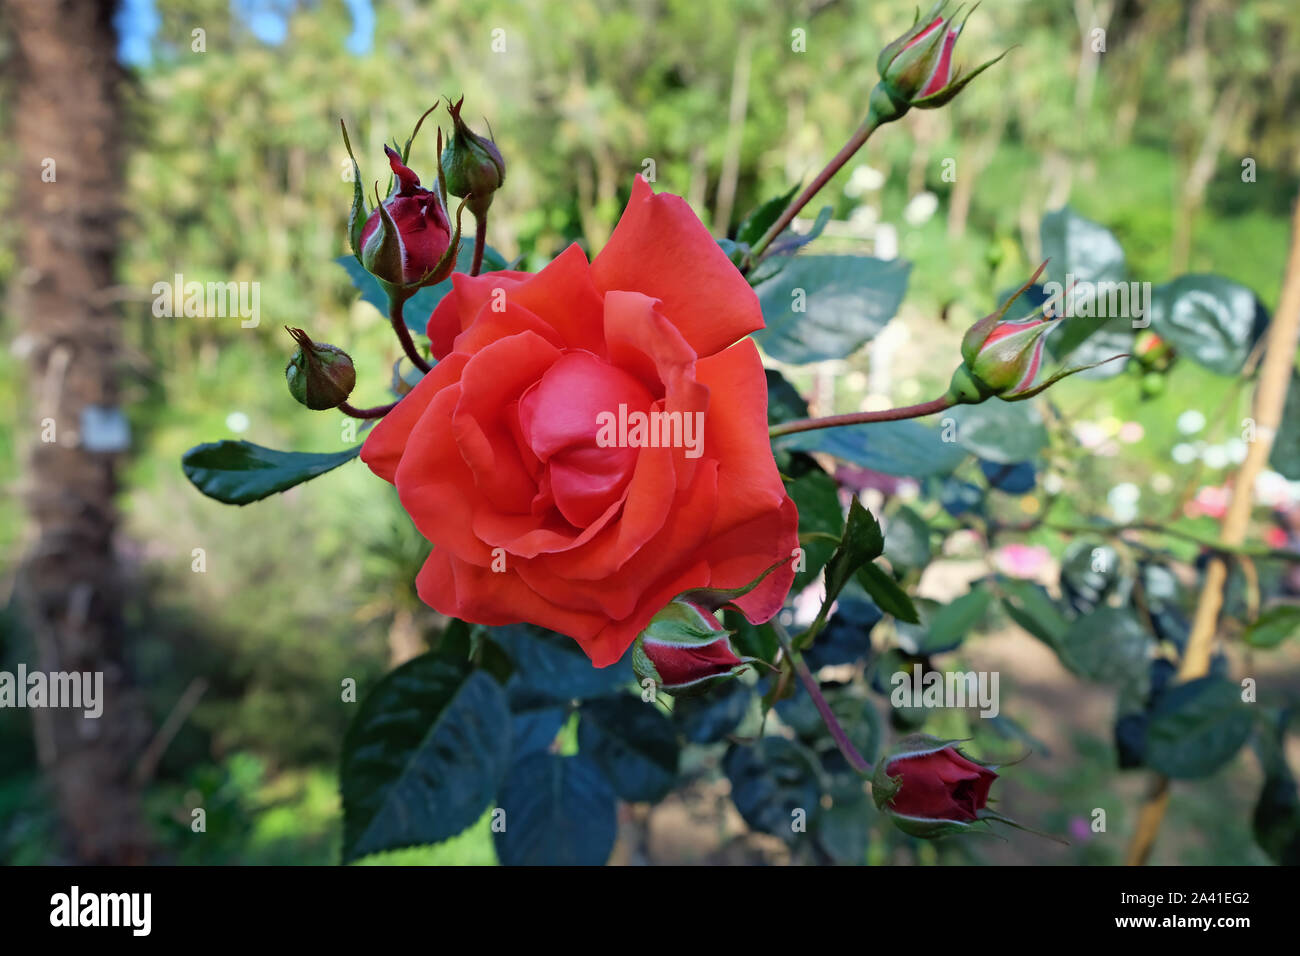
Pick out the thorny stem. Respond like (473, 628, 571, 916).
(747, 116, 880, 264)
(388, 292, 432, 374)
(769, 395, 954, 438)
(772, 620, 873, 776)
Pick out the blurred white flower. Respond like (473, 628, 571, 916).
(903, 191, 939, 226)
(226, 411, 250, 433)
(1176, 409, 1206, 435)
(844, 164, 885, 197)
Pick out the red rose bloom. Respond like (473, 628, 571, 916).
(884, 744, 998, 822)
(361, 176, 798, 666)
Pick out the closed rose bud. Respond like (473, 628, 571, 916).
(359, 145, 454, 289)
(441, 97, 505, 218)
(872, 734, 998, 838)
(632, 599, 753, 694)
(945, 261, 1122, 405)
(872, 2, 1008, 122)
(285, 327, 356, 410)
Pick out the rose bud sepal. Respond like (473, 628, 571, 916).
(876, 2, 1011, 116)
(632, 599, 755, 696)
(441, 97, 506, 219)
(285, 327, 356, 410)
(340, 119, 368, 264)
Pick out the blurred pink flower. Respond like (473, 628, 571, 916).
(995, 543, 1051, 578)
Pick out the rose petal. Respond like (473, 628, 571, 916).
(591, 176, 763, 358)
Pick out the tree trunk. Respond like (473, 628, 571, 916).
(4, 0, 152, 864)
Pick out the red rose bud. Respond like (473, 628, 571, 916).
(441, 97, 505, 218)
(873, 2, 1008, 120)
(285, 327, 356, 410)
(632, 599, 753, 694)
(359, 145, 455, 289)
(871, 735, 998, 838)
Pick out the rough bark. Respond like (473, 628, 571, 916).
(4, 0, 152, 864)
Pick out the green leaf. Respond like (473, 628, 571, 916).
(1269, 372, 1300, 479)
(1041, 206, 1126, 286)
(898, 586, 992, 656)
(493, 752, 617, 865)
(1059, 607, 1150, 685)
(884, 505, 931, 569)
(820, 498, 885, 603)
(788, 467, 843, 591)
(1252, 711, 1300, 864)
(855, 563, 920, 624)
(753, 255, 911, 364)
(182, 441, 360, 505)
(948, 401, 1048, 464)
(486, 625, 632, 701)
(723, 736, 823, 842)
(341, 654, 511, 863)
(999, 578, 1069, 651)
(774, 418, 967, 478)
(736, 183, 799, 247)
(1146, 677, 1253, 779)
(1243, 605, 1300, 649)
(673, 680, 753, 744)
(1150, 274, 1267, 376)
(766, 368, 809, 427)
(577, 695, 680, 803)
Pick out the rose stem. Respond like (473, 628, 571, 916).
(469, 211, 488, 276)
(388, 292, 432, 374)
(747, 115, 881, 265)
(769, 394, 954, 438)
(772, 620, 873, 775)
(339, 400, 398, 420)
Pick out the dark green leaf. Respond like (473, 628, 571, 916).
(723, 737, 823, 842)
(487, 625, 631, 702)
(788, 467, 844, 591)
(855, 563, 920, 624)
(1270, 373, 1300, 479)
(1040, 207, 1126, 286)
(1059, 607, 1150, 685)
(736, 183, 799, 246)
(577, 695, 680, 803)
(493, 752, 617, 865)
(884, 505, 931, 569)
(341, 654, 511, 862)
(775, 419, 967, 478)
(673, 680, 753, 744)
(1146, 677, 1253, 779)
(1150, 274, 1267, 376)
(753, 255, 911, 364)
(182, 441, 360, 505)
(948, 401, 1048, 464)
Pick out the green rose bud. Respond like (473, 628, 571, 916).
(285, 327, 356, 410)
